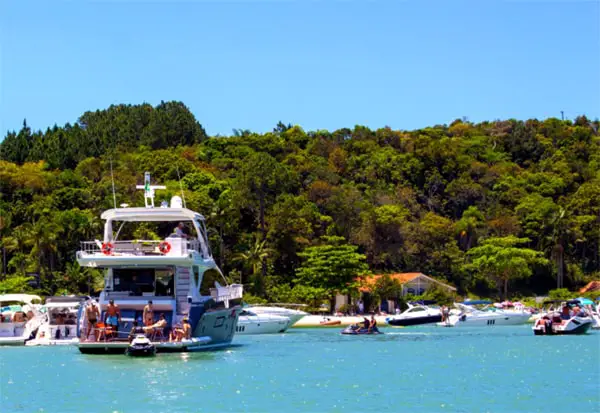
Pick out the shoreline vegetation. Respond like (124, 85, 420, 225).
(0, 101, 598, 309)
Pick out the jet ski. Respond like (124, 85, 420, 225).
(125, 334, 156, 357)
(341, 324, 383, 335)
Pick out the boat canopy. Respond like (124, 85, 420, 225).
(101, 208, 205, 222)
(45, 301, 82, 309)
(0, 294, 43, 304)
(462, 300, 492, 305)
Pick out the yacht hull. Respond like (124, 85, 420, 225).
(0, 337, 26, 346)
(78, 307, 239, 354)
(388, 315, 442, 326)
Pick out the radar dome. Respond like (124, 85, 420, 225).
(170, 196, 183, 208)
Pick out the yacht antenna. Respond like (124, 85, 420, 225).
(109, 157, 117, 209)
(136, 172, 166, 208)
(176, 164, 187, 209)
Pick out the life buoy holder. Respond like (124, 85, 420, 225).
(159, 241, 171, 254)
(101, 242, 114, 255)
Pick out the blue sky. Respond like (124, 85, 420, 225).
(1, 1, 599, 138)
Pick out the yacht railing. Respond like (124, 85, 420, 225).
(79, 239, 203, 257)
(210, 284, 244, 303)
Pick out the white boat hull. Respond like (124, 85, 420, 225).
(235, 316, 291, 334)
(438, 312, 531, 327)
(0, 336, 26, 346)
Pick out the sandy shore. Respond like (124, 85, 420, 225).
(292, 314, 392, 327)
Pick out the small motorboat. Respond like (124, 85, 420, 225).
(533, 308, 593, 336)
(125, 334, 156, 357)
(341, 325, 383, 335)
(386, 303, 442, 327)
(320, 318, 341, 326)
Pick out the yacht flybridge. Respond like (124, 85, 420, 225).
(75, 173, 243, 354)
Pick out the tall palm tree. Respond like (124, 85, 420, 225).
(232, 235, 272, 296)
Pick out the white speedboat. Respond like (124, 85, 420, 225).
(235, 309, 291, 334)
(386, 303, 442, 327)
(246, 305, 308, 326)
(75, 172, 243, 354)
(533, 313, 593, 335)
(26, 296, 87, 346)
(0, 294, 45, 345)
(437, 301, 531, 327)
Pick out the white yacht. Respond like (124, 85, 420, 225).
(386, 303, 442, 327)
(0, 294, 45, 345)
(235, 309, 291, 334)
(26, 296, 87, 346)
(75, 172, 243, 354)
(437, 301, 531, 327)
(246, 305, 308, 326)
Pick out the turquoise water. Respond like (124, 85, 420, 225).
(1, 326, 599, 413)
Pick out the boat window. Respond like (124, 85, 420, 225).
(408, 307, 425, 312)
(112, 268, 174, 297)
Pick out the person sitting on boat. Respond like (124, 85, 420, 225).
(143, 300, 154, 326)
(86, 302, 100, 341)
(171, 317, 192, 341)
(104, 300, 121, 338)
(174, 222, 188, 239)
(12, 311, 26, 322)
(560, 305, 572, 321)
(362, 317, 370, 330)
(143, 313, 167, 336)
(128, 321, 145, 342)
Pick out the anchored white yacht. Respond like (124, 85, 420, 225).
(246, 305, 308, 326)
(26, 296, 87, 346)
(75, 172, 243, 354)
(235, 309, 291, 334)
(438, 301, 531, 327)
(386, 303, 443, 327)
(0, 294, 44, 346)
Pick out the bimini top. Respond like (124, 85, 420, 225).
(101, 208, 205, 222)
(0, 294, 43, 304)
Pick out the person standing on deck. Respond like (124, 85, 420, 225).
(105, 300, 121, 338)
(143, 300, 154, 326)
(85, 302, 100, 341)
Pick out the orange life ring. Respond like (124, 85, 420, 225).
(159, 241, 171, 254)
(101, 242, 113, 255)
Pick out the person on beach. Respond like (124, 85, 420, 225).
(105, 300, 121, 338)
(143, 300, 154, 326)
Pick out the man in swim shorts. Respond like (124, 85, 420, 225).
(104, 299, 121, 338)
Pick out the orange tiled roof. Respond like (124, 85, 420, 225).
(579, 281, 600, 293)
(358, 273, 424, 292)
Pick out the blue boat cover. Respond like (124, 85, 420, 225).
(462, 300, 492, 305)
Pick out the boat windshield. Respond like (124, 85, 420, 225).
(112, 268, 174, 297)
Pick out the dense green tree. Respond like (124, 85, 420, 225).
(295, 236, 369, 309)
(466, 236, 549, 299)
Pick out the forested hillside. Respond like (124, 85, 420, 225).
(1, 101, 598, 302)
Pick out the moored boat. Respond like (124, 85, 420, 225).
(0, 294, 44, 346)
(125, 335, 156, 356)
(386, 303, 442, 327)
(246, 305, 308, 326)
(437, 301, 531, 327)
(235, 310, 291, 334)
(26, 296, 87, 346)
(75, 172, 243, 354)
